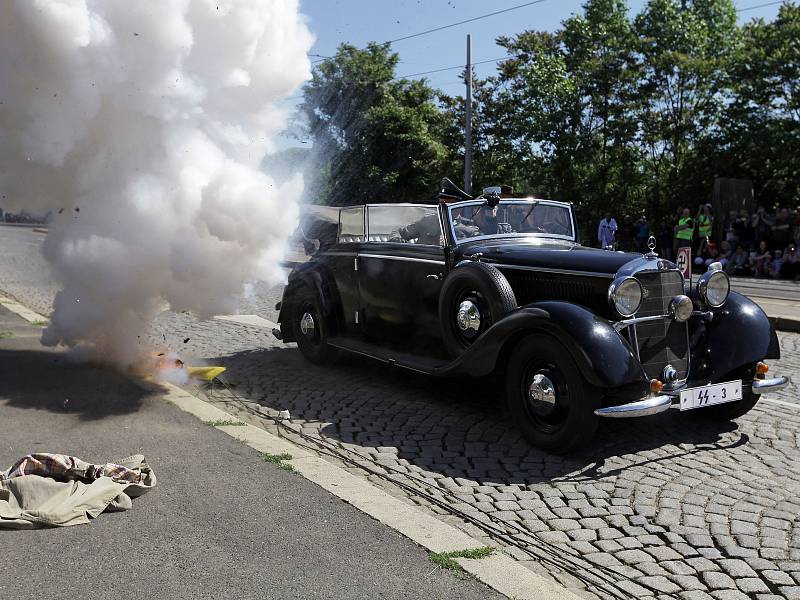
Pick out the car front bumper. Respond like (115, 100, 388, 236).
(594, 375, 791, 418)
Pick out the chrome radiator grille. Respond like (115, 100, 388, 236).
(633, 270, 689, 381)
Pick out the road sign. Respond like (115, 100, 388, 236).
(676, 246, 692, 280)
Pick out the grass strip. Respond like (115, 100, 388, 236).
(428, 546, 494, 575)
(260, 452, 298, 474)
(204, 419, 246, 427)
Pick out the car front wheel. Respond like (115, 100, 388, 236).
(506, 334, 600, 453)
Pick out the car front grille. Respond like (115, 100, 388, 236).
(633, 270, 689, 381)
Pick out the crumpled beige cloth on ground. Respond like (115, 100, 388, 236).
(0, 453, 155, 529)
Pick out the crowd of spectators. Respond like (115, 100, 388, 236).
(605, 204, 800, 280)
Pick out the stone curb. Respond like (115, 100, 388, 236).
(157, 381, 582, 600)
(0, 295, 48, 324)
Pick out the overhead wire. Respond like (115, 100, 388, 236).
(310, 0, 549, 64)
(736, 0, 784, 11)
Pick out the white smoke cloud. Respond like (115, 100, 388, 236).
(0, 0, 313, 365)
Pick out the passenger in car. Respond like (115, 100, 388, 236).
(396, 213, 442, 245)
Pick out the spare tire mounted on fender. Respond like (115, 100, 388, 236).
(439, 261, 517, 357)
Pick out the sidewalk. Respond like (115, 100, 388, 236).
(0, 305, 502, 600)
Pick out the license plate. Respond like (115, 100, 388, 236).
(679, 380, 742, 411)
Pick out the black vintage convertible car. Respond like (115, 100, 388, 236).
(275, 181, 789, 452)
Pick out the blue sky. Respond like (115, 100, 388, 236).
(278, 0, 783, 148)
(296, 0, 782, 94)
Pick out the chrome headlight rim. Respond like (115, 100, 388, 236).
(697, 269, 730, 308)
(608, 276, 643, 318)
(668, 294, 693, 322)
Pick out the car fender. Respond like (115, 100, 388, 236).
(437, 301, 646, 389)
(706, 291, 780, 381)
(278, 262, 340, 342)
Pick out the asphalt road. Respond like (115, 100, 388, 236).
(0, 305, 500, 600)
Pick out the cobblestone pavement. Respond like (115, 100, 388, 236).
(4, 225, 800, 599)
(139, 309, 800, 600)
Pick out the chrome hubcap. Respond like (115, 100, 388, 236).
(299, 312, 315, 336)
(528, 373, 557, 416)
(456, 300, 481, 336)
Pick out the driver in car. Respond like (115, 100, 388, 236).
(472, 205, 498, 235)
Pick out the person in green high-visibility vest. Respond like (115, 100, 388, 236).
(674, 207, 694, 257)
(696, 203, 714, 256)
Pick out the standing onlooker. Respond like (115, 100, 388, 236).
(737, 210, 754, 250)
(658, 219, 673, 260)
(598, 213, 618, 250)
(635, 216, 651, 253)
(696, 203, 714, 256)
(771, 207, 792, 250)
(724, 210, 739, 246)
(751, 206, 773, 248)
(674, 207, 694, 255)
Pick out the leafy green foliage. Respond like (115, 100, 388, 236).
(298, 1, 799, 221)
(297, 43, 450, 205)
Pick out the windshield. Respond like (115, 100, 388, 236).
(448, 200, 575, 243)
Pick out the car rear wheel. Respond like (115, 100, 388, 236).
(292, 287, 336, 365)
(506, 335, 600, 453)
(439, 261, 517, 358)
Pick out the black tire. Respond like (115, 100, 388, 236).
(291, 286, 336, 365)
(439, 261, 517, 358)
(506, 335, 600, 453)
(692, 364, 760, 420)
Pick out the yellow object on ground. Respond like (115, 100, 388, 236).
(186, 366, 226, 382)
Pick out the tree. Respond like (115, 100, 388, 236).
(633, 0, 740, 210)
(721, 2, 800, 206)
(297, 43, 451, 205)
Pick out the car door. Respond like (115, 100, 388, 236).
(358, 204, 446, 352)
(327, 206, 365, 337)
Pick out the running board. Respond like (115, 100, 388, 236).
(328, 338, 448, 375)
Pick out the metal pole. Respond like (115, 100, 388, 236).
(464, 33, 473, 195)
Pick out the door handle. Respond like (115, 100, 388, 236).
(426, 273, 442, 280)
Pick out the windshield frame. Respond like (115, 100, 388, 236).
(446, 198, 577, 245)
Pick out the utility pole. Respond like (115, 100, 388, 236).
(464, 33, 472, 195)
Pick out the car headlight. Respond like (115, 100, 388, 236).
(697, 268, 730, 307)
(608, 276, 642, 317)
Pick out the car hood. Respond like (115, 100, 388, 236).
(455, 238, 641, 276)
